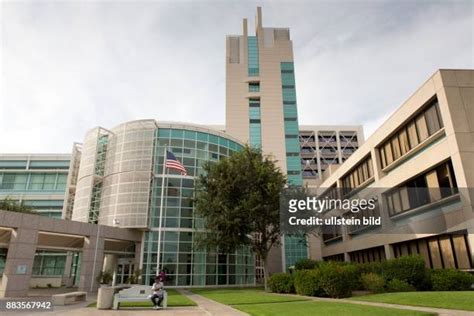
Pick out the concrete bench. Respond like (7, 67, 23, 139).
(113, 285, 168, 310)
(52, 291, 87, 305)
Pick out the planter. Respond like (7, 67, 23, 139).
(97, 286, 115, 309)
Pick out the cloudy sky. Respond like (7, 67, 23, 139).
(1, 0, 472, 153)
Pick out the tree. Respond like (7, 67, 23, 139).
(0, 197, 36, 214)
(195, 145, 286, 290)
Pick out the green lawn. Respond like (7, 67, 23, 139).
(190, 287, 309, 305)
(351, 291, 474, 311)
(87, 289, 196, 308)
(191, 288, 434, 316)
(235, 301, 434, 316)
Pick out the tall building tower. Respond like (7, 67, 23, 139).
(226, 7, 306, 273)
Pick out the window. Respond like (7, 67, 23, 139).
(415, 115, 429, 142)
(248, 82, 260, 92)
(33, 252, 66, 276)
(391, 136, 401, 160)
(247, 37, 259, 76)
(399, 129, 410, 155)
(341, 155, 374, 195)
(383, 142, 393, 166)
(379, 99, 443, 169)
(426, 105, 442, 133)
(385, 160, 457, 216)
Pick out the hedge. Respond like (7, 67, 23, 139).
(386, 279, 415, 292)
(430, 269, 474, 291)
(294, 258, 318, 270)
(294, 269, 324, 296)
(381, 255, 430, 290)
(361, 272, 385, 293)
(268, 273, 295, 293)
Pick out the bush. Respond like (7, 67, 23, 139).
(294, 258, 318, 270)
(431, 269, 474, 291)
(381, 255, 429, 290)
(268, 273, 295, 293)
(294, 269, 325, 296)
(357, 261, 383, 275)
(318, 262, 355, 298)
(386, 279, 415, 292)
(361, 273, 385, 293)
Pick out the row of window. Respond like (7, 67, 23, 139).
(247, 36, 259, 76)
(299, 135, 358, 142)
(385, 160, 458, 217)
(0, 172, 68, 191)
(32, 252, 67, 276)
(349, 246, 386, 264)
(0, 160, 70, 170)
(393, 233, 472, 269)
(281, 62, 302, 186)
(320, 98, 444, 188)
(341, 156, 374, 195)
(249, 99, 262, 147)
(323, 233, 473, 270)
(380, 100, 443, 169)
(156, 129, 242, 151)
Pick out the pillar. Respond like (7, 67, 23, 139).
(0, 227, 38, 298)
(78, 225, 105, 293)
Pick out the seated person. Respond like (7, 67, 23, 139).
(150, 276, 164, 309)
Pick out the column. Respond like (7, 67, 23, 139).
(0, 227, 38, 298)
(78, 226, 105, 293)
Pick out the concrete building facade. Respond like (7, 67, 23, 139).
(308, 69, 474, 270)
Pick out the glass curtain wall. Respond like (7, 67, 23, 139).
(142, 128, 255, 286)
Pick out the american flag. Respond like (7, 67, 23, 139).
(165, 150, 187, 175)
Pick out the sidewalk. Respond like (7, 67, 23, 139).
(2, 290, 248, 316)
(177, 289, 247, 316)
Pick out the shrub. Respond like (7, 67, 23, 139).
(318, 262, 355, 298)
(381, 255, 429, 290)
(294, 258, 318, 270)
(268, 273, 295, 293)
(386, 279, 415, 292)
(431, 269, 474, 291)
(361, 273, 385, 293)
(294, 269, 324, 296)
(357, 261, 383, 275)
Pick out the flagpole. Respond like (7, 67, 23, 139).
(156, 144, 167, 276)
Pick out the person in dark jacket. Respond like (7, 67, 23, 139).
(150, 276, 164, 309)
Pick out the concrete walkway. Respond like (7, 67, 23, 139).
(177, 289, 247, 316)
(2, 289, 247, 316)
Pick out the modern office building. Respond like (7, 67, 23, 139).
(307, 69, 474, 270)
(0, 154, 71, 218)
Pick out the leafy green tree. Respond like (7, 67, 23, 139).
(0, 197, 36, 214)
(195, 145, 286, 290)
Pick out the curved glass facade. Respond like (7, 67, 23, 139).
(142, 127, 255, 286)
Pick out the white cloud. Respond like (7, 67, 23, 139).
(0, 1, 472, 153)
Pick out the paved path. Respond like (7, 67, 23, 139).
(177, 289, 247, 316)
(2, 290, 247, 316)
